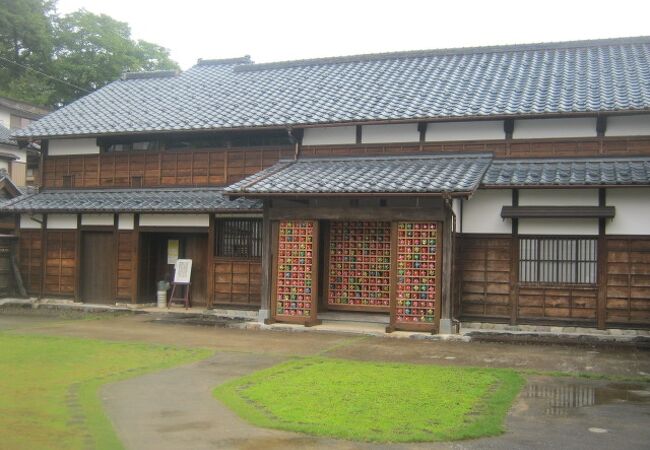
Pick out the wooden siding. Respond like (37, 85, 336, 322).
(302, 136, 650, 159)
(116, 231, 134, 300)
(44, 231, 76, 296)
(518, 286, 597, 321)
(42, 146, 294, 189)
(457, 234, 650, 327)
(605, 238, 650, 325)
(212, 258, 261, 306)
(457, 235, 513, 320)
(19, 230, 43, 295)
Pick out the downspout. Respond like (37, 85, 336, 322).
(287, 127, 300, 160)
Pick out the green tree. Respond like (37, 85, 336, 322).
(0, 0, 56, 104)
(0, 1, 178, 107)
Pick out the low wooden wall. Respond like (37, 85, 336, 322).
(212, 258, 262, 307)
(605, 238, 650, 326)
(19, 230, 42, 295)
(456, 234, 650, 328)
(456, 235, 514, 321)
(44, 230, 77, 296)
(116, 231, 135, 300)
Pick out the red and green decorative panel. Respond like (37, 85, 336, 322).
(274, 220, 319, 325)
(327, 221, 392, 311)
(393, 222, 439, 331)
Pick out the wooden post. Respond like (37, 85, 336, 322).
(207, 214, 215, 308)
(74, 214, 82, 302)
(112, 214, 119, 303)
(260, 201, 272, 321)
(39, 215, 47, 299)
(131, 214, 140, 304)
(510, 189, 519, 325)
(597, 188, 607, 329)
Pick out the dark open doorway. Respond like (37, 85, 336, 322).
(138, 232, 208, 306)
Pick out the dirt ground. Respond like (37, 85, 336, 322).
(2, 313, 649, 449)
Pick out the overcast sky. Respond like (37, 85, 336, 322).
(57, 0, 650, 70)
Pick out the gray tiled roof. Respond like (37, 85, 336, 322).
(1, 187, 262, 213)
(0, 124, 17, 146)
(226, 154, 493, 195)
(14, 36, 650, 139)
(483, 157, 650, 186)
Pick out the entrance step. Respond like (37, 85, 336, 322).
(318, 311, 390, 325)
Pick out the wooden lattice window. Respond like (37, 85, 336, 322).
(216, 218, 262, 258)
(519, 237, 597, 285)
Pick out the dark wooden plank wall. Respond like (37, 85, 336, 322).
(302, 136, 650, 159)
(212, 258, 262, 307)
(518, 286, 598, 321)
(457, 234, 650, 327)
(42, 146, 294, 189)
(116, 231, 134, 300)
(19, 230, 43, 295)
(44, 231, 76, 296)
(457, 236, 513, 320)
(605, 238, 650, 326)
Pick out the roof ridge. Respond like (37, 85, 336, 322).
(492, 155, 650, 163)
(121, 70, 180, 80)
(234, 36, 650, 72)
(197, 56, 252, 66)
(287, 153, 494, 163)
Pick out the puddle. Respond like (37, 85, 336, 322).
(524, 381, 650, 416)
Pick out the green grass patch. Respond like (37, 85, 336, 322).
(0, 333, 212, 450)
(214, 357, 524, 442)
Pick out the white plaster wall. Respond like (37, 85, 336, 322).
(48, 138, 100, 156)
(0, 160, 9, 172)
(606, 187, 650, 235)
(426, 121, 504, 141)
(118, 213, 135, 230)
(0, 146, 27, 163)
(462, 189, 512, 234)
(362, 123, 419, 143)
(139, 214, 209, 228)
(302, 126, 356, 145)
(518, 189, 599, 206)
(451, 198, 461, 232)
(0, 107, 10, 128)
(519, 219, 598, 235)
(20, 214, 42, 229)
(513, 118, 597, 139)
(47, 214, 77, 229)
(81, 214, 114, 226)
(606, 115, 650, 137)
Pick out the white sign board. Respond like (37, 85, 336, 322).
(173, 259, 192, 284)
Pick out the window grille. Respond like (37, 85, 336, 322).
(519, 237, 597, 284)
(216, 218, 263, 258)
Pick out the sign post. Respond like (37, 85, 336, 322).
(168, 259, 192, 309)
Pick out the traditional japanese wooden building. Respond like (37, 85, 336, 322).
(7, 36, 650, 333)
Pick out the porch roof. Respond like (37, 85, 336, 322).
(226, 153, 493, 196)
(0, 187, 262, 213)
(482, 156, 650, 187)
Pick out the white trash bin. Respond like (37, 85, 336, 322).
(157, 290, 167, 308)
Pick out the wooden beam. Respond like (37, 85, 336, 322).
(501, 206, 616, 219)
